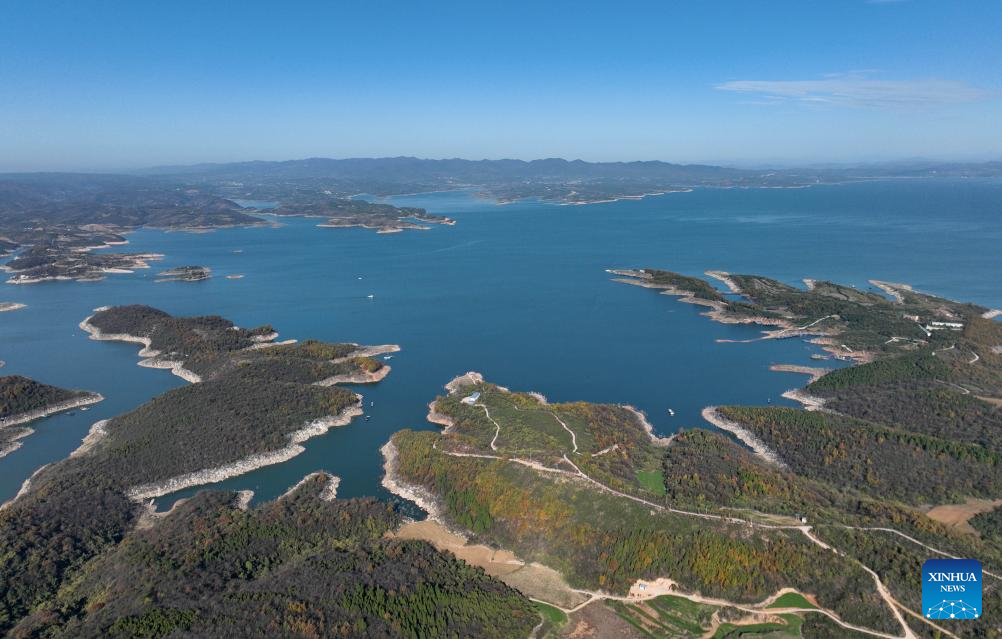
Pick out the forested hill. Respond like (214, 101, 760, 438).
(144, 156, 1002, 183)
(0, 375, 93, 421)
(11, 475, 536, 638)
(0, 308, 538, 636)
(616, 268, 1002, 637)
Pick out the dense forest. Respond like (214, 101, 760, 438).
(0, 308, 484, 637)
(86, 305, 274, 369)
(718, 406, 1002, 504)
(11, 475, 536, 638)
(85, 307, 389, 385)
(0, 375, 92, 420)
(87, 377, 358, 488)
(972, 506, 1002, 542)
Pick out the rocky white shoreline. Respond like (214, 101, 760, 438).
(623, 404, 674, 447)
(780, 388, 828, 411)
(701, 406, 788, 469)
(1, 392, 104, 429)
(444, 371, 485, 394)
(71, 419, 110, 458)
(331, 344, 402, 363)
(767, 365, 832, 410)
(316, 364, 391, 386)
(609, 269, 794, 332)
(0, 463, 51, 510)
(704, 270, 743, 294)
(2, 393, 102, 459)
(0, 428, 32, 459)
(768, 364, 829, 383)
(79, 311, 203, 383)
(126, 400, 363, 501)
(279, 471, 341, 502)
(380, 439, 444, 520)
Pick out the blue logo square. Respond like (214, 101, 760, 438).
(922, 559, 982, 620)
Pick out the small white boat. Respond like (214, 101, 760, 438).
(383, 355, 393, 360)
(367, 294, 375, 299)
(81, 407, 89, 411)
(667, 408, 675, 417)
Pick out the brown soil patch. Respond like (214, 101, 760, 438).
(392, 519, 589, 609)
(926, 497, 1002, 536)
(559, 601, 645, 639)
(976, 395, 1002, 408)
(392, 520, 521, 577)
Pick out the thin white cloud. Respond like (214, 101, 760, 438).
(716, 73, 986, 108)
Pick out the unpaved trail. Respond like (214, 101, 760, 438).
(550, 411, 578, 453)
(429, 439, 946, 639)
(476, 403, 502, 451)
(425, 382, 986, 639)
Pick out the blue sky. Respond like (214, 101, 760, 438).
(1, 0, 1000, 170)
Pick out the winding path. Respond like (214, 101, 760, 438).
(436, 438, 964, 637)
(433, 395, 989, 638)
(550, 411, 578, 453)
(475, 403, 502, 452)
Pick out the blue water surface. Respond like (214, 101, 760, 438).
(1, 179, 1000, 506)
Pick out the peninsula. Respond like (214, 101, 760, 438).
(611, 267, 1002, 637)
(0, 306, 538, 637)
(0, 375, 103, 457)
(382, 373, 932, 638)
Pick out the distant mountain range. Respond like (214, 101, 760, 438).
(143, 155, 1002, 183)
(2, 156, 1000, 250)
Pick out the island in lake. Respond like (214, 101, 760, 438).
(0, 375, 103, 458)
(5, 159, 1002, 286)
(0, 306, 537, 638)
(156, 265, 211, 282)
(267, 198, 455, 234)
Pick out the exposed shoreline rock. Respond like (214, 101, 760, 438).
(79, 311, 203, 383)
(126, 400, 363, 501)
(701, 406, 788, 469)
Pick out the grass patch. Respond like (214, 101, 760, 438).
(637, 470, 666, 496)
(768, 592, 816, 609)
(535, 601, 568, 626)
(712, 615, 800, 638)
